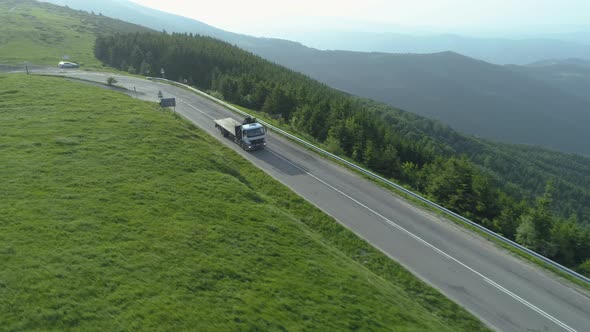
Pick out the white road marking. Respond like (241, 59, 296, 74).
(533, 269, 590, 302)
(264, 148, 577, 332)
(183, 100, 215, 120)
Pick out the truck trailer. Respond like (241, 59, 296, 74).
(214, 116, 267, 151)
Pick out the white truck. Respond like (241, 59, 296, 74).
(214, 116, 267, 151)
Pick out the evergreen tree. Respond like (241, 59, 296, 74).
(577, 259, 590, 277)
(516, 215, 540, 250)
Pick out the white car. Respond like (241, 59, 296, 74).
(58, 61, 79, 68)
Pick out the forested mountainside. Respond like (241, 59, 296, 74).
(95, 32, 590, 275)
(250, 47, 590, 155)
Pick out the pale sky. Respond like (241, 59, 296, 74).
(130, 0, 590, 36)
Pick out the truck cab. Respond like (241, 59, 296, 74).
(214, 116, 267, 151)
(239, 122, 267, 150)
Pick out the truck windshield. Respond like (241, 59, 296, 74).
(245, 128, 264, 137)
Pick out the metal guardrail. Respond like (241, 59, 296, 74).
(153, 77, 590, 285)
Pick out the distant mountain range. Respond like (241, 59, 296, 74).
(39, 0, 590, 155)
(277, 31, 590, 65)
(508, 59, 590, 103)
(528, 58, 590, 68)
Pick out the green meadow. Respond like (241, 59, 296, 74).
(0, 74, 487, 330)
(0, 0, 147, 67)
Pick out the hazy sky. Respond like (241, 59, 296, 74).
(130, 0, 590, 36)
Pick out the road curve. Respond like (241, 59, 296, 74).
(34, 70, 590, 331)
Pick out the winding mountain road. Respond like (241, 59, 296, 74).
(31, 69, 590, 331)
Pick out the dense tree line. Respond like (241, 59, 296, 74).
(95, 32, 590, 275)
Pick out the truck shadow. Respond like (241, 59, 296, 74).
(249, 148, 309, 176)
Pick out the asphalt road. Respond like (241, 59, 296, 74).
(28, 69, 590, 331)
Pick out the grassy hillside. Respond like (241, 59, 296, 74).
(41, 0, 229, 41)
(0, 0, 149, 66)
(0, 74, 487, 330)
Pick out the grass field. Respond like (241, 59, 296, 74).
(0, 74, 488, 330)
(0, 0, 148, 67)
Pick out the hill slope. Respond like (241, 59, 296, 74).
(0, 74, 486, 330)
(0, 0, 149, 66)
(40, 0, 226, 38)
